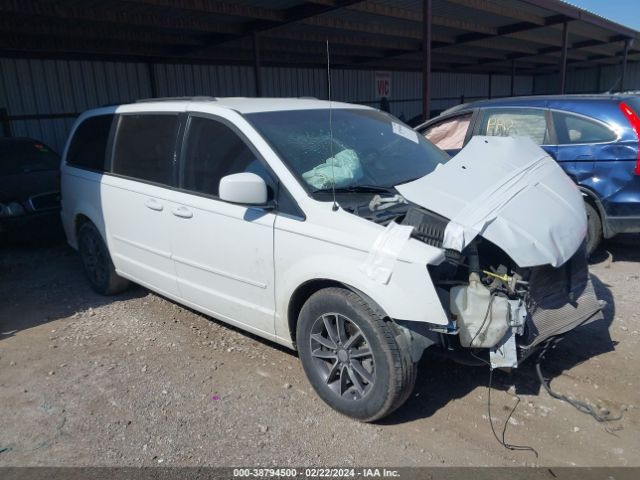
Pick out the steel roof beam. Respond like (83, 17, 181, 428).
(264, 29, 422, 52)
(351, 12, 569, 65)
(442, 0, 547, 25)
(451, 14, 567, 46)
(0, 14, 204, 47)
(123, 0, 282, 21)
(519, 0, 639, 39)
(0, 0, 242, 35)
(187, 0, 364, 53)
(129, 0, 499, 36)
(475, 35, 639, 67)
(344, 2, 497, 35)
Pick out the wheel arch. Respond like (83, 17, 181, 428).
(67, 208, 107, 249)
(287, 279, 388, 349)
(579, 186, 610, 238)
(75, 213, 91, 235)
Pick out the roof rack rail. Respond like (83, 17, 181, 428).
(135, 96, 217, 103)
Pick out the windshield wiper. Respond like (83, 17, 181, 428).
(313, 185, 394, 194)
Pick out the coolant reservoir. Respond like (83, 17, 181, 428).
(450, 276, 510, 348)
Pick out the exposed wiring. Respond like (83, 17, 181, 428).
(535, 341, 623, 423)
(488, 368, 539, 458)
(483, 270, 509, 283)
(469, 293, 538, 458)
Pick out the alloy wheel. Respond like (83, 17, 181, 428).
(309, 313, 375, 400)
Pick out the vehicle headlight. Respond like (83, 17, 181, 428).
(0, 202, 26, 217)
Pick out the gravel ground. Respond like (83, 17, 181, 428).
(0, 234, 638, 467)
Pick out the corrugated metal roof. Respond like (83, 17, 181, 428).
(0, 0, 636, 75)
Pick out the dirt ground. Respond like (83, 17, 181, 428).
(0, 232, 638, 467)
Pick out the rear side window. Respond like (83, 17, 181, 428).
(552, 111, 616, 144)
(66, 115, 113, 172)
(181, 116, 270, 197)
(112, 114, 179, 186)
(479, 108, 549, 145)
(423, 113, 472, 150)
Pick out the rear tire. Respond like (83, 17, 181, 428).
(296, 287, 417, 422)
(78, 222, 129, 295)
(585, 202, 602, 257)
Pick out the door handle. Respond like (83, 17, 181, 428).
(172, 206, 193, 219)
(144, 198, 164, 211)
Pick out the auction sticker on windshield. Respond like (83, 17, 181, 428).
(391, 122, 418, 144)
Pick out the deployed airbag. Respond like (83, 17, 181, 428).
(302, 149, 363, 190)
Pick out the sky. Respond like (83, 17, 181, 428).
(567, 0, 640, 31)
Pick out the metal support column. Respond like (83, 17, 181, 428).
(422, 0, 432, 121)
(621, 39, 630, 92)
(559, 21, 569, 94)
(253, 32, 262, 97)
(488, 73, 492, 99)
(510, 60, 516, 96)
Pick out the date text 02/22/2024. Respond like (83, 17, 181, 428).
(232, 468, 401, 478)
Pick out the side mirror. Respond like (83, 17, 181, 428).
(219, 172, 268, 206)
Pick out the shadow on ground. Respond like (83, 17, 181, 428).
(382, 273, 618, 425)
(590, 233, 640, 265)
(0, 233, 146, 340)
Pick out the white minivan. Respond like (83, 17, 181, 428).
(61, 97, 603, 421)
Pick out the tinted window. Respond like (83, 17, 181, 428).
(67, 115, 113, 171)
(182, 116, 271, 197)
(112, 114, 179, 185)
(552, 111, 616, 144)
(423, 113, 472, 150)
(479, 108, 549, 145)
(0, 139, 59, 175)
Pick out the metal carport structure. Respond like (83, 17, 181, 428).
(1, 0, 639, 133)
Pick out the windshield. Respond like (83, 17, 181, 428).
(245, 109, 448, 192)
(0, 139, 60, 175)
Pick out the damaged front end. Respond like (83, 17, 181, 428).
(418, 224, 604, 368)
(377, 136, 603, 368)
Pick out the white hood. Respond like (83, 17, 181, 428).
(396, 136, 586, 268)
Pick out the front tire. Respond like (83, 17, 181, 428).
(78, 222, 129, 295)
(297, 287, 417, 422)
(585, 202, 602, 257)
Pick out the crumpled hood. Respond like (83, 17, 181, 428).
(396, 136, 586, 268)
